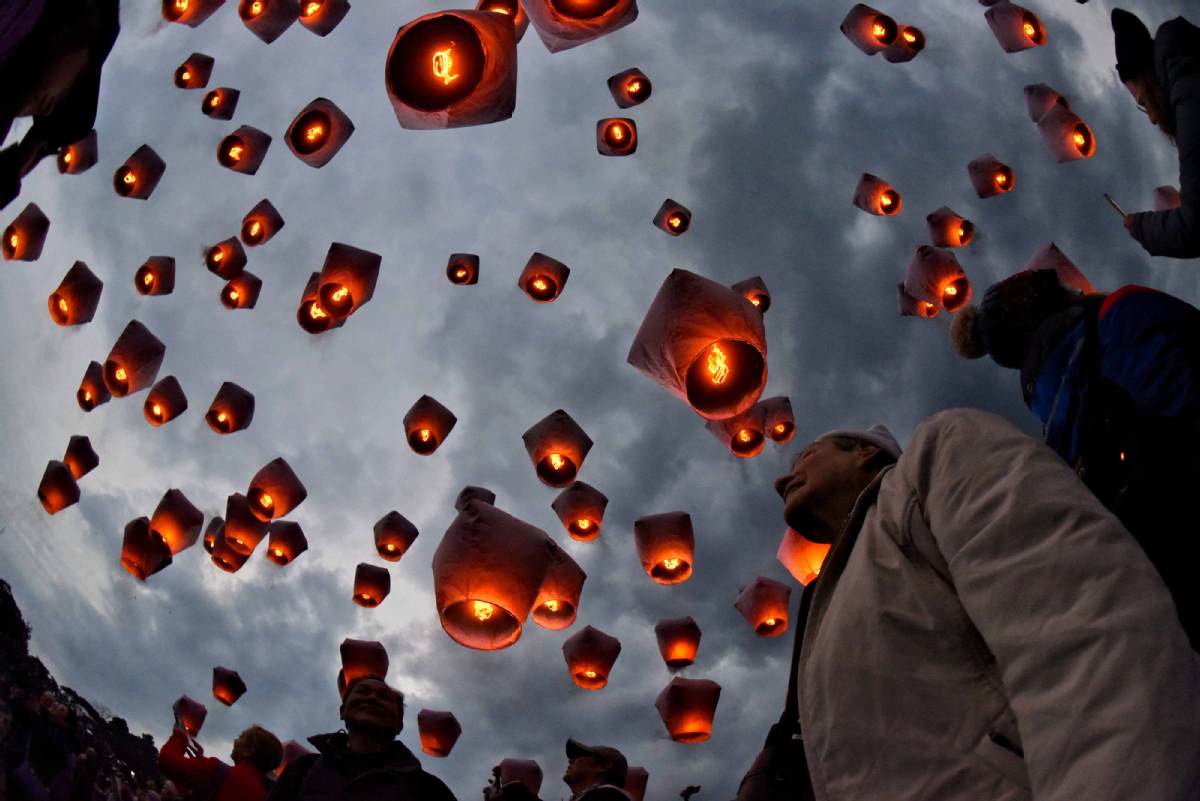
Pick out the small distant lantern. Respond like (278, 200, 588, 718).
(238, 0, 298, 43)
(655, 677, 721, 743)
(57, 131, 98, 175)
(287, 98, 354, 168)
(149, 488, 204, 555)
(48, 261, 103, 327)
(203, 517, 224, 554)
(403, 395, 458, 455)
(562, 625, 620, 690)
(734, 577, 791, 637)
(317, 242, 382, 322)
(418, 710, 462, 757)
(597, 118, 636, 156)
(634, 511, 694, 585)
(432, 499, 556, 650)
(706, 404, 766, 458)
(247, 458, 307, 522)
(840, 4, 897, 55)
(136, 257, 176, 296)
(3, 202, 50, 261)
(103, 320, 166, 397)
(654, 616, 701, 669)
(385, 10, 517, 130)
(926, 206, 974, 248)
(299, 0, 350, 36)
(162, 0, 224, 27)
(550, 481, 608, 541)
(1022, 242, 1094, 294)
(882, 25, 924, 63)
(353, 563, 391, 608)
(212, 667, 247, 706)
(853, 173, 902, 216)
(296, 272, 345, 334)
(608, 67, 651, 108)
(532, 539, 586, 630)
(37, 461, 80, 515)
(518, 252, 570, 303)
(653, 199, 690, 236)
(210, 533, 251, 573)
(1155, 186, 1182, 211)
(897, 246, 971, 318)
(477, 0, 529, 41)
(279, 741, 313, 773)
(201, 88, 240, 120)
(967, 153, 1015, 198)
(731, 275, 771, 313)
(985, 0, 1046, 53)
(759, 396, 795, 444)
(1037, 104, 1095, 162)
(523, 0, 638, 53)
(63, 435, 99, 480)
(340, 638, 389, 685)
(173, 697, 207, 737)
(624, 768, 649, 801)
(174, 53, 214, 89)
(206, 381, 255, 434)
(113, 145, 166, 200)
(217, 125, 271, 174)
(499, 760, 543, 796)
(241, 199, 284, 247)
(777, 528, 830, 585)
(144, 375, 188, 427)
(627, 269, 769, 420)
(1024, 83, 1067, 123)
(374, 510, 419, 561)
(455, 485, 496, 511)
(522, 409, 593, 487)
(266, 521, 308, 565)
(223, 492, 268, 555)
(220, 271, 262, 310)
(121, 517, 174, 580)
(77, 361, 110, 412)
(447, 253, 480, 285)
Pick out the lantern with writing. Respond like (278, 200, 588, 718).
(121, 517, 174, 580)
(477, 0, 529, 41)
(597, 118, 636, 156)
(318, 242, 381, 322)
(173, 697, 207, 737)
(551, 481, 607, 541)
(518, 252, 570, 303)
(655, 677, 721, 743)
(203, 517, 224, 554)
(341, 638, 389, 685)
(57, 131, 98, 175)
(777, 529, 830, 585)
(202, 88, 240, 120)
(162, 0, 224, 27)
(385, 10, 517, 130)
(734, 577, 791, 637)
(433, 499, 557, 650)
(533, 540, 586, 630)
(654, 616, 701, 669)
(136, 257, 175, 296)
(417, 710, 461, 757)
(840, 4, 897, 55)
(522, 409, 592, 487)
(206, 382, 255, 434)
(210, 533, 251, 573)
(706, 404, 766, 459)
(174, 53, 214, 89)
(375, 511, 419, 561)
(731, 275, 771, 314)
(653, 199, 690, 236)
(247, 458, 307, 523)
(608, 67, 651, 108)
(144, 376, 188, 427)
(1155, 186, 1181, 211)
(926, 206, 974, 248)
(238, 0, 298, 43)
(1024, 83, 1066, 123)
(37, 461, 80, 515)
(113, 145, 166, 200)
(898, 246, 971, 318)
(759, 396, 795, 444)
(224, 493, 268, 555)
(456, 485, 496, 510)
(883, 25, 924, 63)
(967, 153, 1014, 199)
(296, 272, 344, 334)
(213, 667, 247, 706)
(353, 563, 391, 608)
(634, 511, 694, 585)
(299, 0, 350, 36)
(1023, 242, 1094, 295)
(853, 173, 902, 216)
(1037, 104, 1095, 162)
(447, 253, 479, 285)
(404, 395, 458, 455)
(218, 126, 271, 174)
(562, 625, 620, 690)
(48, 261, 103, 327)
(628, 269, 768, 420)
(220, 272, 262, 310)
(523, 0, 637, 53)
(77, 361, 110, 412)
(266, 521, 307, 565)
(3, 203, 49, 261)
(986, 1, 1046, 53)
(287, 98, 354, 168)
(103, 321, 166, 397)
(63, 436, 99, 480)
(241, 199, 284, 247)
(149, 488, 204, 555)
(499, 760, 543, 796)
(624, 768, 648, 801)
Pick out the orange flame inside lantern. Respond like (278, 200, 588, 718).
(217, 412, 228, 423)
(549, 453, 566, 471)
(84, 390, 93, 402)
(526, 275, 558, 301)
(248, 0, 263, 17)
(272, 548, 285, 559)
(244, 220, 263, 243)
(575, 518, 592, 532)
(707, 345, 730, 384)
(228, 145, 244, 162)
(606, 122, 628, 145)
(151, 403, 163, 420)
(305, 124, 325, 143)
(386, 543, 397, 553)
(57, 298, 68, 315)
(115, 367, 128, 382)
(473, 600, 495, 621)
(332, 286, 349, 302)
(6, 230, 18, 254)
(419, 429, 432, 442)
(1070, 124, 1094, 157)
(544, 599, 560, 613)
(455, 268, 468, 280)
(662, 557, 680, 570)
(258, 493, 274, 512)
(209, 94, 221, 108)
(903, 30, 917, 43)
(175, 0, 189, 11)
(180, 70, 191, 82)
(308, 303, 327, 320)
(121, 169, 137, 188)
(432, 47, 459, 86)
(62, 150, 73, 164)
(142, 271, 155, 287)
(302, 0, 321, 16)
(1023, 21, 1036, 38)
(667, 213, 685, 230)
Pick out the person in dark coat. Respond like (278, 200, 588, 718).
(268, 676, 456, 801)
(1111, 9, 1200, 259)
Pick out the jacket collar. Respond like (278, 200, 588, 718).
(306, 731, 421, 773)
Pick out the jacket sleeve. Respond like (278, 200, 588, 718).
(157, 729, 219, 791)
(902, 409, 1200, 801)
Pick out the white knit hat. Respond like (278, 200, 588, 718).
(817, 424, 903, 460)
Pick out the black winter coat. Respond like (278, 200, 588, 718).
(267, 732, 457, 801)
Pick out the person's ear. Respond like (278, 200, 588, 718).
(855, 444, 880, 468)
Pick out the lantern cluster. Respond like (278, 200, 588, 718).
(48, 262, 103, 327)
(119, 517, 173, 581)
(3, 203, 50, 262)
(524, 0, 638, 53)
(898, 246, 971, 318)
(37, 436, 99, 515)
(702, 392, 792, 459)
(840, 4, 923, 63)
(57, 131, 98, 175)
(1023, 83, 1095, 163)
(984, 0, 1046, 53)
(296, 242, 382, 332)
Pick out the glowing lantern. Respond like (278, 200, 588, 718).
(562, 625, 620, 690)
(135, 257, 176, 296)
(238, 0, 298, 43)
(403, 395, 458, 455)
(608, 67, 651, 108)
(985, 0, 1046, 53)
(203, 517, 224, 554)
(628, 269, 768, 420)
(103, 321, 166, 397)
(279, 741, 313, 773)
(57, 131, 98, 175)
(883, 25, 924, 63)
(2, 202, 50, 261)
(121, 517, 174, 581)
(840, 4, 897, 55)
(353, 563, 391, 608)
(926, 206, 974, 248)
(523, 0, 637, 52)
(48, 261, 103, 327)
(374, 511, 419, 561)
(476, 0, 530, 42)
(211, 532, 251, 573)
(498, 760, 543, 796)
(340, 638, 389, 685)
(777, 528, 829, 585)
(174, 53, 214, 89)
(654, 616, 701, 669)
(518, 252, 570, 303)
(296, 272, 345, 335)
(551, 481, 608, 541)
(734, 577, 791, 637)
(212, 667, 247, 706)
(758, 396, 796, 444)
(317, 242, 382, 322)
(220, 271, 262, 310)
(898, 246, 971, 318)
(432, 499, 557, 650)
(447, 253, 480, 285)
(144, 376, 187, 427)
(417, 710, 462, 757)
(853, 173, 902, 216)
(532, 540, 586, 630)
(37, 461, 80, 515)
(1024, 83, 1067, 123)
(148, 489, 204, 556)
(241, 199, 284, 246)
(522, 409, 593, 487)
(77, 361, 110, 412)
(173, 697, 207, 737)
(266, 521, 307, 565)
(246, 458, 307, 524)
(1022, 242, 1094, 295)
(299, 0, 350, 36)
(706, 405, 766, 458)
(634, 511, 694, 585)
(653, 199, 690, 236)
(655, 677, 721, 743)
(223, 492, 268, 555)
(206, 382, 255, 435)
(1037, 104, 1095, 162)
(385, 10, 517, 130)
(597, 117, 636, 156)
(455, 485, 496, 511)
(217, 126, 271, 174)
(968, 153, 1015, 199)
(201, 87, 240, 120)
(162, 0, 224, 27)
(286, 98, 354, 168)
(1155, 186, 1182, 211)
(624, 767, 649, 801)
(113, 145, 166, 200)
(731, 275, 771, 313)
(63, 436, 99, 480)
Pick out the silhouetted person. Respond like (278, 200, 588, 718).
(562, 739, 629, 801)
(158, 716, 281, 801)
(679, 786, 700, 801)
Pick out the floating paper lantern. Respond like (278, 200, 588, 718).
(624, 768, 649, 801)
(655, 677, 721, 743)
(241, 199, 284, 246)
(562, 625, 620, 690)
(340, 638, 389, 685)
(926, 206, 974, 248)
(897, 246, 971, 318)
(238, 0, 298, 43)
(3, 203, 49, 261)
(1037, 104, 1095, 162)
(1023, 83, 1067, 123)
(287, 98, 354, 168)
(220, 271, 262, 310)
(523, 0, 638, 53)
(162, 0, 225, 27)
(385, 10, 517, 130)
(149, 489, 204, 555)
(375, 511, 419, 561)
(223, 493, 269, 556)
(759, 396, 795, 443)
(967, 153, 1014, 198)
(628, 269, 768, 420)
(840, 4, 897, 54)
(213, 667, 247, 706)
(63, 436, 99, 480)
(985, 0, 1046, 53)
(608, 67, 651, 108)
(144, 376, 187, 427)
(317, 242, 382, 321)
(634, 512, 694, 585)
(1022, 242, 1094, 295)
(299, 0, 350, 36)
(706, 404, 766, 458)
(1155, 186, 1181, 211)
(202, 88, 240, 120)
(296, 272, 344, 334)
(499, 760, 543, 796)
(217, 126, 271, 174)
(113, 145, 166, 200)
(37, 461, 79, 515)
(121, 517, 174, 580)
(206, 382, 255, 434)
(532, 540, 586, 630)
(883, 25, 924, 63)
(432, 499, 556, 650)
(279, 741, 313, 773)
(734, 577, 791, 637)
(173, 697, 207, 737)
(597, 118, 636, 156)
(455, 485, 496, 511)
(852, 173, 902, 216)
(476, 0, 529, 42)
(653, 199, 690, 236)
(518, 252, 570, 303)
(777, 529, 830, 585)
(353, 563, 391, 608)
(522, 409, 592, 487)
(174, 53, 214, 89)
(203, 517, 224, 554)
(731, 275, 771, 313)
(403, 395, 457, 455)
(551, 481, 607, 541)
(57, 131, 98, 175)
(77, 361, 110, 412)
(447, 253, 479, 285)
(418, 710, 462, 757)
(135, 257, 175, 296)
(103, 321, 166, 397)
(48, 261, 103, 327)
(210, 532, 251, 573)
(266, 521, 307, 565)
(654, 616, 701, 669)
(247, 458, 307, 523)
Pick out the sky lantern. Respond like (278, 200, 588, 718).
(898, 246, 971, 318)
(287, 98, 354, 168)
(518, 252, 570, 303)
(522, 409, 592, 487)
(149, 489, 204, 556)
(37, 461, 80, 515)
(212, 667, 247, 706)
(883, 25, 924, 63)
(624, 768, 649, 801)
(498, 760, 543, 796)
(967, 153, 1014, 199)
(220, 271, 262, 310)
(1037, 104, 1096, 162)
(201, 88, 240, 120)
(731, 275, 771, 313)
(985, 0, 1046, 53)
(57, 131, 98, 175)
(777, 528, 830, 585)
(224, 493, 269, 555)
(853, 173, 902, 216)
(759, 396, 795, 443)
(299, 0, 350, 36)
(173, 697, 207, 737)
(374, 511, 419, 561)
(417, 710, 462, 758)
(1023, 242, 1094, 294)
(144, 376, 188, 427)
(353, 563, 391, 608)
(840, 4, 897, 55)
(238, 0, 298, 43)
(608, 67, 651, 108)
(432, 499, 556, 650)
(296, 272, 344, 334)
(113, 145, 166, 200)
(210, 532, 251, 573)
(174, 53, 214, 89)
(734, 577, 791, 637)
(265, 521, 308, 565)
(3, 202, 49, 262)
(317, 242, 382, 322)
(77, 361, 110, 412)
(1024, 83, 1067, 123)
(655, 677, 721, 743)
(240, 199, 284, 247)
(217, 126, 271, 174)
(447, 253, 480, 285)
(1155, 186, 1181, 211)
(455, 485, 496, 511)
(403, 395, 458, 455)
(634, 511, 694, 585)
(706, 404, 767, 459)
(340, 638, 389, 685)
(654, 616, 701, 669)
(597, 118, 637, 156)
(135, 256, 175, 296)
(206, 382, 255, 434)
(121, 517, 174, 581)
(48, 261, 103, 327)
(203, 517, 223, 554)
(653, 199, 690, 236)
(476, 0, 529, 41)
(247, 458, 307, 523)
(532, 539, 586, 630)
(63, 436, 99, 481)
(385, 10, 517, 130)
(551, 481, 607, 541)
(926, 206, 974, 248)
(162, 0, 224, 27)
(628, 269, 769, 420)
(522, 0, 638, 52)
(562, 625, 620, 690)
(103, 320, 166, 397)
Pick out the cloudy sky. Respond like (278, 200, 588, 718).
(2, 0, 1196, 797)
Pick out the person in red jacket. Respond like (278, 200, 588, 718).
(158, 716, 282, 801)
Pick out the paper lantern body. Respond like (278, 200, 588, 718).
(418, 710, 462, 757)
(287, 98, 354, 168)
(150, 488, 204, 555)
(375, 511, 419, 561)
(202, 88, 240, 120)
(1024, 83, 1067, 123)
(241, 199, 284, 246)
(340, 638, 389, 685)
(299, 0, 351, 36)
(354, 563, 391, 608)
(206, 382, 255, 434)
(174, 53, 214, 89)
(220, 272, 262, 310)
(173, 697, 207, 736)
(522, 409, 592, 487)
(498, 760, 543, 795)
(985, 0, 1046, 53)
(206, 238, 247, 280)
(476, 0, 529, 42)
(634, 512, 695, 585)
(213, 667, 247, 706)
(238, 0, 298, 43)
(596, 118, 636, 156)
(3, 203, 50, 261)
(77, 361, 110, 412)
(882, 25, 924, 63)
(210, 532, 250, 573)
(217, 126, 271, 174)
(447, 253, 480, 285)
(840, 3, 897, 54)
(403, 395, 458, 455)
(608, 67, 651, 108)
(57, 131, 98, 175)
(734, 577, 791, 637)
(266, 521, 308, 565)
(297, 272, 345, 334)
(203, 517, 224, 554)
(926, 206, 974, 248)
(224, 493, 268, 555)
(562, 625, 620, 689)
(1155, 186, 1182, 211)
(523, 0, 638, 53)
(628, 269, 768, 420)
(852, 173, 902, 216)
(518, 252, 570, 303)
(162, 0, 225, 27)
(968, 153, 1015, 199)
(898, 246, 971, 318)
(759, 396, 796, 444)
(731, 275, 771, 314)
(624, 767, 649, 801)
(1023, 242, 1094, 295)
(318, 242, 382, 321)
(551, 481, 608, 541)
(136, 257, 176, 296)
(532, 540, 586, 630)
(144, 376, 188, 427)
(778, 529, 830, 585)
(653, 198, 690, 236)
(455, 485, 496, 511)
(113, 145, 166, 199)
(655, 677, 721, 743)
(247, 458, 307, 522)
(48, 261, 103, 326)
(103, 320, 166, 396)
(1037, 104, 1096, 162)
(654, 616, 701, 669)
(121, 517, 173, 581)
(38, 461, 80, 515)
(63, 436, 99, 480)
(706, 404, 766, 458)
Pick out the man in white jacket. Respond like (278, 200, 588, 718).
(773, 409, 1200, 801)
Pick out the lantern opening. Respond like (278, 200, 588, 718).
(239, 0, 265, 19)
(319, 283, 354, 316)
(603, 121, 633, 151)
(242, 219, 265, 244)
(549, 0, 619, 20)
(666, 213, 689, 233)
(537, 453, 577, 485)
(770, 421, 795, 442)
(114, 168, 138, 196)
(537, 598, 576, 625)
(879, 189, 900, 214)
(525, 274, 559, 301)
(221, 286, 242, 308)
(2, 227, 18, 259)
(174, 66, 192, 86)
(58, 149, 74, 171)
(569, 517, 598, 539)
(442, 599, 522, 649)
(684, 339, 765, 417)
(298, 300, 333, 333)
(671, 725, 711, 744)
(755, 617, 785, 636)
(653, 556, 691, 583)
(248, 489, 275, 519)
(956, 221, 975, 247)
(301, 0, 322, 16)
(48, 295, 70, 325)
(165, 0, 190, 21)
(870, 15, 898, 45)
(625, 77, 651, 103)
(1071, 124, 1095, 157)
(1022, 13, 1045, 45)
(218, 136, 247, 168)
(451, 266, 470, 283)
(901, 26, 925, 51)
(289, 109, 332, 155)
(481, 0, 517, 14)
(207, 408, 235, 433)
(993, 166, 1014, 191)
(386, 16, 485, 112)
(730, 427, 764, 456)
(941, 278, 970, 312)
(408, 427, 440, 454)
(572, 667, 608, 690)
(136, 267, 156, 292)
(103, 362, 129, 395)
(268, 547, 289, 564)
